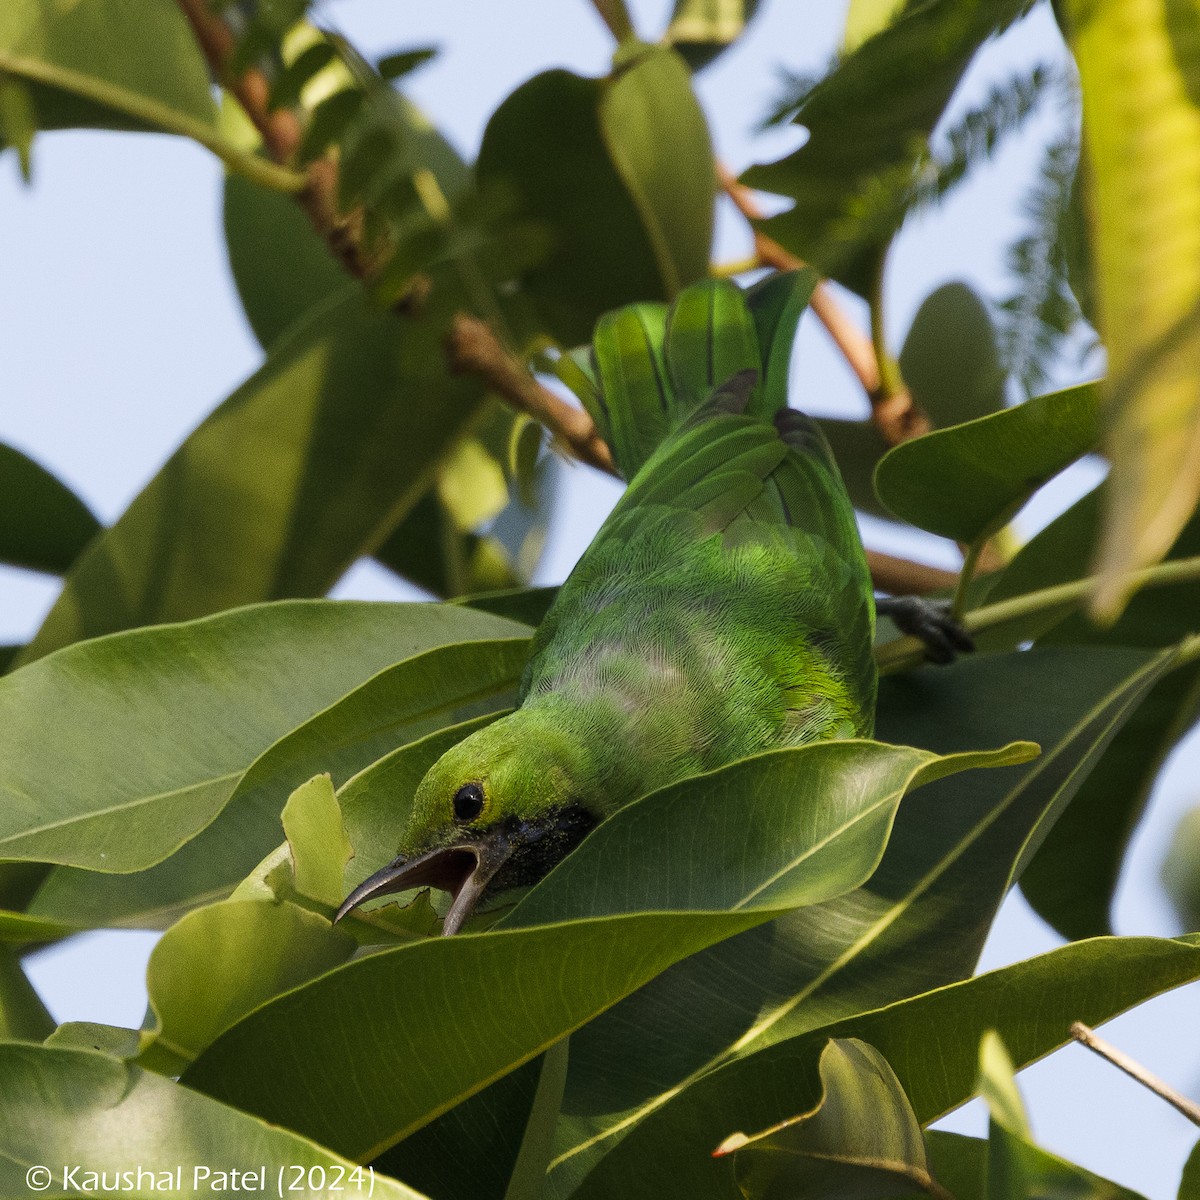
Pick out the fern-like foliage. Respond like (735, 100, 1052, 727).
(996, 129, 1096, 397)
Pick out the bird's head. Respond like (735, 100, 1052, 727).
(334, 713, 599, 934)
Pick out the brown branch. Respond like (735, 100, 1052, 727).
(175, 0, 370, 279)
(447, 314, 617, 476)
(865, 550, 958, 596)
(718, 163, 930, 446)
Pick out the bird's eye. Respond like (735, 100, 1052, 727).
(453, 782, 485, 823)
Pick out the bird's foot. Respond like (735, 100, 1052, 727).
(876, 596, 975, 665)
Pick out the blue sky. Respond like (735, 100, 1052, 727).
(3, 1, 1199, 1192)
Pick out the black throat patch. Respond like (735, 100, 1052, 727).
(487, 803, 599, 893)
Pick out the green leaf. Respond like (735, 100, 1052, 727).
(545, 646, 1176, 1194)
(0, 949, 53, 1041)
(664, 0, 761, 71)
(0, 443, 100, 575)
(503, 741, 1033, 928)
(283, 773, 353, 907)
(983, 488, 1200, 939)
(843, 0, 906, 52)
(223, 178, 352, 351)
(743, 0, 1030, 294)
(45, 1021, 142, 1058)
(899, 282, 1007, 427)
(979, 1031, 1147, 1199)
(1163, 805, 1200, 933)
(141, 893, 353, 1075)
(0, 75, 35, 178)
(504, 1039, 571, 1200)
(183, 738, 1019, 1158)
(21, 280, 487, 663)
(874, 383, 1102, 544)
(566, 933, 1200, 1199)
(600, 46, 714, 297)
(268, 42, 337, 112)
(0, 0, 215, 138)
(0, 601, 526, 874)
(23, 632, 527, 932)
(717, 1038, 940, 1199)
(459, 586, 560, 628)
(816, 417, 893, 519)
(1180, 1143, 1200, 1200)
(0, 1043, 431, 1199)
(476, 49, 712, 345)
(377, 47, 437, 82)
(1065, 0, 1200, 616)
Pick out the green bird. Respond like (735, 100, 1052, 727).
(336, 272, 966, 934)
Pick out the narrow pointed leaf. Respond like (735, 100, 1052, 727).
(0, 443, 99, 575)
(0, 949, 53, 1041)
(665, 0, 761, 71)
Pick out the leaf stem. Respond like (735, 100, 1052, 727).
(0, 53, 305, 193)
(951, 539, 986, 619)
(876, 554, 1200, 673)
(589, 0, 636, 42)
(1070, 1022, 1200, 1128)
(869, 252, 905, 400)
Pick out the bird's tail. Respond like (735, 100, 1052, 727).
(556, 270, 819, 481)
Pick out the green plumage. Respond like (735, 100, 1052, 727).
(340, 273, 878, 931)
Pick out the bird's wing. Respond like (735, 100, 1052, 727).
(527, 378, 877, 727)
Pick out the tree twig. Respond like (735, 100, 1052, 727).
(447, 314, 616, 475)
(718, 164, 930, 446)
(175, 0, 371, 279)
(1071, 1022, 1200, 1128)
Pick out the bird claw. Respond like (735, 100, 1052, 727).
(876, 596, 975, 665)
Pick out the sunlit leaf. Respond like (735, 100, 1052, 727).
(664, 0, 761, 71)
(1065, 0, 1200, 616)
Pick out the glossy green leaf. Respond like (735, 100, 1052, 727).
(0, 601, 525, 873)
(665, 0, 761, 71)
(1066, 0, 1200, 616)
(141, 894, 354, 1075)
(718, 1038, 939, 1199)
(546, 646, 1175, 1194)
(743, 0, 1029, 294)
(874, 383, 1102, 544)
(183, 737, 1020, 1158)
(504, 1039, 571, 1200)
(21, 279, 486, 663)
(566, 933, 1200, 1199)
(0, 0, 215, 139)
(504, 741, 1033, 929)
(979, 1031, 1146, 1199)
(459, 586, 560, 627)
(0, 74, 35, 177)
(0, 443, 100, 575)
(24, 632, 527, 928)
(982, 488, 1200, 939)
(45, 1021, 143, 1058)
(899, 282, 1007, 427)
(0, 1043, 430, 1199)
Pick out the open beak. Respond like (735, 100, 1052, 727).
(334, 831, 514, 936)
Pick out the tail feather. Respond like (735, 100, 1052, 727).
(559, 272, 819, 480)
